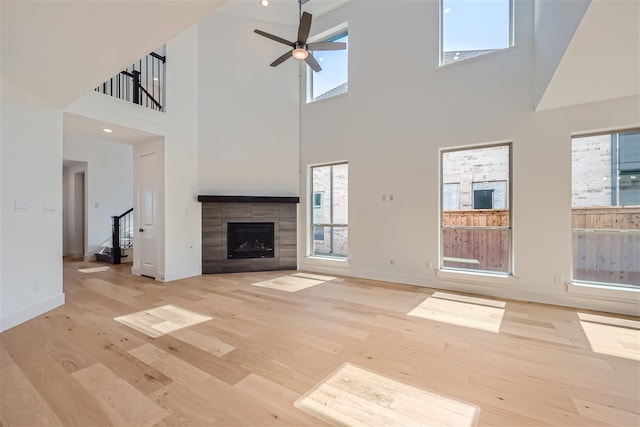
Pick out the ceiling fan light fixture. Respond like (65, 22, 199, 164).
(292, 47, 309, 60)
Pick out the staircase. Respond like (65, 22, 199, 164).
(96, 208, 133, 264)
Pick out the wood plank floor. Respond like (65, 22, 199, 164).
(1, 259, 639, 426)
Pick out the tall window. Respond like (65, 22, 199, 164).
(441, 144, 512, 274)
(571, 130, 640, 288)
(440, 0, 513, 65)
(310, 163, 348, 258)
(308, 28, 348, 102)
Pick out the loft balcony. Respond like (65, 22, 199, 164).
(95, 49, 165, 111)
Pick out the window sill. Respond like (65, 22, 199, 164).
(306, 90, 348, 105)
(436, 269, 520, 287)
(566, 282, 640, 303)
(302, 256, 351, 269)
(436, 45, 517, 73)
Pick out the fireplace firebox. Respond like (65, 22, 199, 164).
(227, 222, 275, 259)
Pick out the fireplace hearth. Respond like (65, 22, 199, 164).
(227, 222, 274, 259)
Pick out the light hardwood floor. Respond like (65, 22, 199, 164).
(1, 259, 638, 426)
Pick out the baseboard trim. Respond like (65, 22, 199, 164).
(300, 266, 640, 316)
(0, 293, 65, 332)
(162, 268, 201, 282)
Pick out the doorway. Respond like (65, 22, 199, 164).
(62, 161, 87, 259)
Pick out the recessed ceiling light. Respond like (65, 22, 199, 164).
(102, 128, 113, 133)
(261, 0, 269, 6)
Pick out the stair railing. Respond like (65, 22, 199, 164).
(95, 51, 165, 111)
(111, 208, 134, 264)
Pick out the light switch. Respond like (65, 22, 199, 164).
(44, 202, 55, 213)
(14, 200, 28, 212)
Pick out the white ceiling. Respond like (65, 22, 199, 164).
(3, 0, 636, 142)
(1, 0, 227, 108)
(63, 113, 161, 146)
(536, 0, 640, 111)
(217, 0, 350, 25)
(1, 0, 350, 147)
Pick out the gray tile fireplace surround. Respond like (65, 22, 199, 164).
(198, 196, 299, 273)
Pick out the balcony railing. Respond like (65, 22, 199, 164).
(95, 51, 165, 111)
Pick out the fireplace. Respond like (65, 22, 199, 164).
(227, 222, 275, 259)
(199, 195, 298, 273)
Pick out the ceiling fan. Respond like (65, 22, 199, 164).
(253, 4, 346, 72)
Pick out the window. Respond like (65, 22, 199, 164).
(308, 28, 348, 102)
(472, 181, 507, 209)
(442, 183, 460, 210)
(440, 0, 513, 65)
(310, 163, 348, 258)
(313, 192, 324, 208)
(441, 144, 511, 274)
(571, 130, 640, 288)
(474, 189, 494, 209)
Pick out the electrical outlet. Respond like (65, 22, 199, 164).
(389, 259, 396, 266)
(554, 273, 564, 283)
(389, 194, 394, 202)
(425, 261, 432, 270)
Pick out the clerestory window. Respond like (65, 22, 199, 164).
(307, 26, 348, 102)
(440, 0, 513, 66)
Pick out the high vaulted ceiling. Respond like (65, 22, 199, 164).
(217, 0, 350, 25)
(536, 0, 640, 111)
(1, 0, 227, 108)
(1, 0, 636, 112)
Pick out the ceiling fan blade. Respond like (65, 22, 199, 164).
(298, 12, 312, 44)
(305, 53, 322, 72)
(306, 41, 347, 51)
(270, 50, 293, 67)
(254, 29, 295, 47)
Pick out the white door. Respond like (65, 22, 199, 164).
(139, 150, 158, 278)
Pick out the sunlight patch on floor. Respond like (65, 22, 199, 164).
(78, 266, 110, 273)
(407, 292, 506, 333)
(251, 273, 335, 292)
(114, 305, 212, 338)
(578, 312, 640, 361)
(295, 363, 480, 427)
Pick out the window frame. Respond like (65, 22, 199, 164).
(439, 0, 515, 67)
(440, 142, 513, 276)
(305, 23, 349, 103)
(570, 129, 640, 289)
(309, 161, 349, 259)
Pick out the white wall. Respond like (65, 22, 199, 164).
(162, 25, 202, 281)
(65, 25, 204, 283)
(297, 1, 640, 315)
(1, 79, 65, 332)
(533, 0, 590, 109)
(63, 136, 133, 257)
(197, 12, 300, 197)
